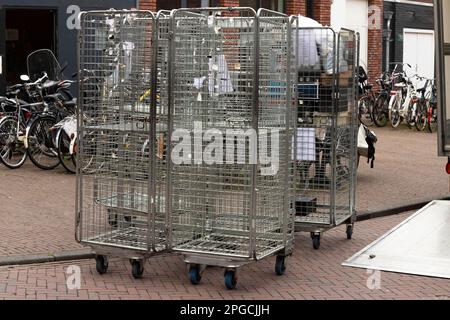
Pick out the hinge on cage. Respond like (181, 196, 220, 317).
(168, 31, 174, 40)
(334, 92, 340, 99)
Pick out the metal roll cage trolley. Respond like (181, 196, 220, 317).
(75, 7, 357, 289)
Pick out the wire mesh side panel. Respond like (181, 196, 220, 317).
(255, 10, 294, 259)
(170, 9, 257, 258)
(333, 29, 357, 226)
(295, 27, 336, 226)
(77, 11, 163, 252)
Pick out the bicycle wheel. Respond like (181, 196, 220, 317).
(0, 117, 27, 169)
(358, 96, 374, 126)
(428, 105, 438, 133)
(405, 102, 415, 129)
(57, 127, 76, 174)
(415, 100, 427, 131)
(390, 97, 402, 128)
(373, 95, 388, 127)
(27, 115, 61, 170)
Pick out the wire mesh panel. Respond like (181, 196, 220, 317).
(76, 10, 166, 255)
(256, 9, 296, 259)
(294, 27, 357, 235)
(168, 8, 295, 264)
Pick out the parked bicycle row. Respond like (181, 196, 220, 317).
(0, 49, 77, 173)
(358, 63, 437, 132)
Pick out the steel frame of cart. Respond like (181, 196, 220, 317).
(166, 7, 297, 289)
(75, 10, 169, 278)
(294, 27, 358, 250)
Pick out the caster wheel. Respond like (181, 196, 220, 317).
(346, 224, 353, 240)
(131, 260, 144, 279)
(275, 256, 286, 276)
(312, 234, 320, 250)
(189, 265, 202, 285)
(224, 270, 237, 290)
(95, 255, 108, 275)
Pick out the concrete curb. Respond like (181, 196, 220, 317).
(1, 198, 449, 267)
(356, 196, 450, 222)
(0, 249, 94, 267)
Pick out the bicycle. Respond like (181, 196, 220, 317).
(372, 72, 391, 127)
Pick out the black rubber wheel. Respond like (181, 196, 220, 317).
(189, 265, 202, 285)
(0, 116, 28, 169)
(131, 260, 144, 279)
(95, 255, 108, 275)
(27, 115, 60, 170)
(346, 224, 353, 240)
(427, 106, 437, 133)
(275, 256, 286, 276)
(224, 270, 237, 290)
(415, 101, 427, 131)
(57, 127, 76, 174)
(358, 97, 374, 127)
(312, 234, 320, 250)
(373, 96, 388, 127)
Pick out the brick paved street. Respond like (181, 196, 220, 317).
(1, 211, 450, 300)
(0, 125, 447, 257)
(357, 125, 449, 212)
(0, 126, 449, 299)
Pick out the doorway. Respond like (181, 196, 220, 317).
(4, 8, 56, 85)
(403, 28, 435, 89)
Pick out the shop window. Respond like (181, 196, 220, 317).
(240, 0, 285, 12)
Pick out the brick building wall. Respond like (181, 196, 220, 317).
(312, 0, 331, 26)
(285, 0, 306, 16)
(137, 0, 385, 84)
(139, 0, 156, 11)
(368, 0, 383, 84)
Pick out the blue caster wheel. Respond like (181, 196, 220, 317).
(189, 265, 201, 285)
(224, 270, 237, 290)
(95, 255, 108, 275)
(131, 259, 144, 279)
(275, 255, 286, 276)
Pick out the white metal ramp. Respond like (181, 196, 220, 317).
(343, 200, 450, 279)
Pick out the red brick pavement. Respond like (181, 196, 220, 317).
(0, 211, 449, 300)
(0, 125, 448, 257)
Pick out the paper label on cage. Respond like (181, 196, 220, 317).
(293, 128, 316, 161)
(193, 76, 206, 89)
(197, 92, 202, 101)
(211, 63, 219, 72)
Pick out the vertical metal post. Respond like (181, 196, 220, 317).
(330, 30, 338, 227)
(148, 13, 158, 252)
(249, 11, 260, 259)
